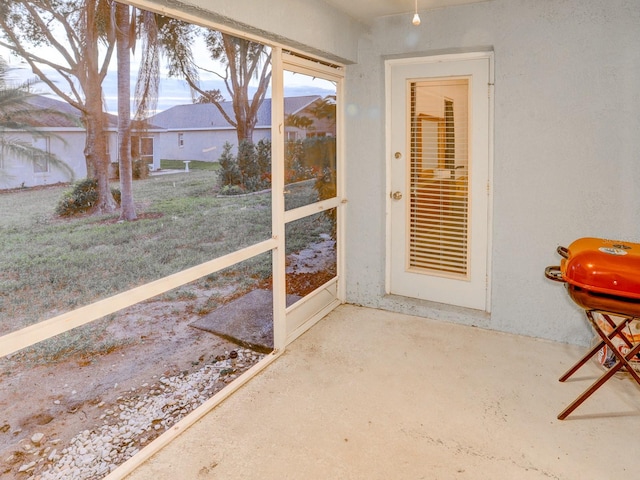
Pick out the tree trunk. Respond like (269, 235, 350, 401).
(83, 96, 116, 214)
(236, 122, 255, 145)
(116, 3, 137, 221)
(84, 0, 116, 214)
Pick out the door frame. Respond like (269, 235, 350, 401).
(384, 51, 494, 312)
(280, 52, 345, 344)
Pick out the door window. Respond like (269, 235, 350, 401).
(409, 79, 469, 277)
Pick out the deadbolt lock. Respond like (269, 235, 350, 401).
(391, 191, 403, 200)
(394, 152, 402, 159)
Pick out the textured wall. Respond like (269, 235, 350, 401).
(344, 0, 640, 345)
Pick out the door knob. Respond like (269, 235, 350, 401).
(391, 191, 403, 200)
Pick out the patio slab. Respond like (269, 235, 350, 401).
(190, 289, 300, 353)
(128, 304, 640, 480)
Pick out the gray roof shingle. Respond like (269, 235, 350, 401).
(16, 94, 322, 130)
(148, 95, 321, 130)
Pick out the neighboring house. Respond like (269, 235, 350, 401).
(148, 95, 326, 162)
(0, 94, 331, 189)
(286, 95, 337, 141)
(0, 95, 88, 189)
(0, 95, 163, 190)
(126, 120, 165, 173)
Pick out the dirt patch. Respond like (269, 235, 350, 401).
(0, 292, 252, 479)
(0, 183, 70, 196)
(0, 237, 337, 479)
(98, 212, 165, 224)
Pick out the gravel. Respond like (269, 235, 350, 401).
(8, 348, 264, 480)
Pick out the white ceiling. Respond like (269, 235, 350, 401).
(322, 0, 490, 24)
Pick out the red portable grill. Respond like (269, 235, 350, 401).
(545, 237, 640, 419)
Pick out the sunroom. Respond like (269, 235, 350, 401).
(1, 0, 639, 478)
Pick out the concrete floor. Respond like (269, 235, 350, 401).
(125, 304, 640, 480)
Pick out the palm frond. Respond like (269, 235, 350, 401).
(0, 56, 75, 181)
(0, 135, 75, 180)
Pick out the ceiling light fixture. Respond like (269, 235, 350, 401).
(412, 0, 421, 25)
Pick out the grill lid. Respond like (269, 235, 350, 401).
(561, 237, 640, 299)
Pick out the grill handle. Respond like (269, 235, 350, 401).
(545, 265, 564, 283)
(557, 245, 569, 259)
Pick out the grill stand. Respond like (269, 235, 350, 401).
(558, 311, 640, 420)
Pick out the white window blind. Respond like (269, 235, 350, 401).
(408, 79, 469, 277)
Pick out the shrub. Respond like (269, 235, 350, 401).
(217, 137, 336, 196)
(302, 136, 336, 173)
(217, 142, 241, 190)
(284, 137, 335, 183)
(217, 140, 271, 194)
(110, 158, 150, 181)
(315, 167, 337, 238)
(256, 139, 271, 178)
(132, 157, 150, 180)
(238, 140, 259, 187)
(219, 184, 244, 196)
(284, 140, 308, 183)
(55, 178, 121, 217)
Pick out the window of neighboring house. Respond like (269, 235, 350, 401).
(178, 132, 184, 148)
(286, 131, 297, 142)
(140, 137, 153, 165)
(32, 136, 50, 173)
(131, 135, 140, 159)
(307, 132, 327, 138)
(130, 135, 153, 163)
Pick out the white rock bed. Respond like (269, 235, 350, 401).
(17, 348, 264, 480)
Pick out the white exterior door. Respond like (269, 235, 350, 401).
(386, 53, 492, 311)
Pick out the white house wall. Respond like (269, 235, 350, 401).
(0, 129, 153, 189)
(1, 130, 87, 189)
(344, 0, 640, 346)
(156, 128, 272, 163)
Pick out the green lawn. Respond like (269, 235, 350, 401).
(160, 159, 220, 171)
(0, 171, 328, 338)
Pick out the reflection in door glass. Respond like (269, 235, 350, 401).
(283, 72, 337, 211)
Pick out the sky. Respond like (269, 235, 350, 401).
(1, 43, 335, 116)
(1, 1, 341, 116)
(0, 1, 337, 118)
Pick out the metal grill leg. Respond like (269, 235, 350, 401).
(558, 311, 640, 420)
(559, 313, 633, 382)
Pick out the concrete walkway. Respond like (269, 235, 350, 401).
(125, 304, 640, 479)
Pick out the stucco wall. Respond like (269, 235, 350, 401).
(0, 130, 86, 189)
(156, 128, 272, 163)
(344, 0, 640, 345)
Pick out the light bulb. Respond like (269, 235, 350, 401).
(412, 12, 421, 26)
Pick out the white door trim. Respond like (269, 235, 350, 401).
(384, 51, 494, 312)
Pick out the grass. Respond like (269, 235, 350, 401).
(11, 314, 134, 366)
(160, 159, 220, 171)
(0, 170, 332, 340)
